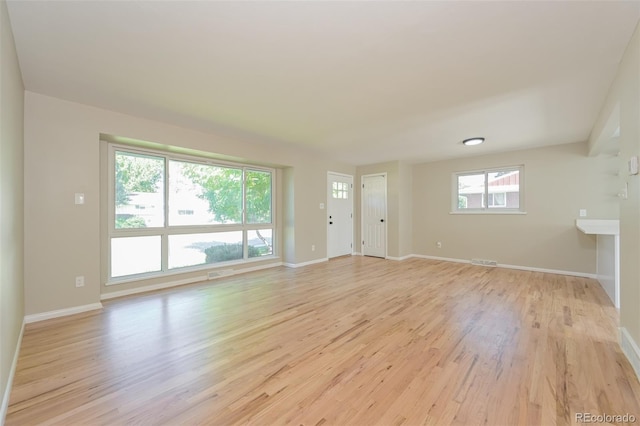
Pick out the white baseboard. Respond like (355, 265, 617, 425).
(620, 327, 640, 382)
(497, 263, 596, 279)
(1, 319, 24, 424)
(284, 258, 328, 268)
(353, 252, 362, 256)
(386, 254, 414, 261)
(102, 276, 206, 300)
(410, 254, 596, 278)
(101, 261, 283, 301)
(411, 254, 471, 264)
(216, 261, 282, 276)
(284, 252, 595, 281)
(24, 303, 103, 324)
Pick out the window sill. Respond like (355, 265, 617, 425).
(449, 211, 527, 215)
(106, 255, 281, 286)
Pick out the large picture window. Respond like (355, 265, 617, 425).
(453, 166, 524, 213)
(109, 146, 275, 281)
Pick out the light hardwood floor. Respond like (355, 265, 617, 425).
(6, 257, 640, 425)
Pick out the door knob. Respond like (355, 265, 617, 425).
(380, 219, 384, 222)
(329, 222, 333, 225)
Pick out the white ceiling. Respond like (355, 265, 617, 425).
(6, 1, 640, 165)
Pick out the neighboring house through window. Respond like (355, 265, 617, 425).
(453, 166, 524, 213)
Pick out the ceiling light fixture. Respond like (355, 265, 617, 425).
(462, 137, 484, 146)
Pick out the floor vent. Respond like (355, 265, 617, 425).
(471, 259, 498, 267)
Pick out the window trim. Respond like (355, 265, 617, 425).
(451, 165, 525, 214)
(107, 144, 277, 284)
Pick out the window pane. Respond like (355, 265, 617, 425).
(115, 151, 164, 228)
(488, 193, 506, 207)
(111, 236, 161, 277)
(246, 170, 272, 224)
(332, 182, 348, 199)
(169, 161, 242, 225)
(457, 173, 485, 209)
(488, 170, 519, 209)
(168, 231, 243, 269)
(248, 229, 273, 258)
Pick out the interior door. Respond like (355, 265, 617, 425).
(362, 174, 387, 258)
(327, 173, 353, 258)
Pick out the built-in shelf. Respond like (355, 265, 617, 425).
(576, 219, 619, 235)
(576, 219, 619, 309)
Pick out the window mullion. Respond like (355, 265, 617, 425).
(109, 144, 115, 234)
(242, 168, 248, 259)
(271, 170, 275, 226)
(242, 168, 247, 226)
(163, 156, 170, 272)
(484, 172, 489, 210)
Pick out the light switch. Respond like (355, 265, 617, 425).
(319, 203, 325, 209)
(619, 183, 629, 200)
(629, 156, 639, 175)
(75, 193, 85, 205)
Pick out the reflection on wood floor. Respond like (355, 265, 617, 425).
(7, 256, 640, 425)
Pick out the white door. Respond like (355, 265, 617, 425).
(362, 174, 386, 258)
(327, 173, 354, 258)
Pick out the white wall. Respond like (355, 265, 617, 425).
(0, 0, 25, 418)
(412, 142, 617, 274)
(398, 161, 413, 258)
(23, 92, 353, 315)
(590, 21, 640, 377)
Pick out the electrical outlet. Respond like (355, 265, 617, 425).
(436, 241, 442, 249)
(579, 209, 587, 217)
(311, 245, 316, 252)
(75, 276, 85, 287)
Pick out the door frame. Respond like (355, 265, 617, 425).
(327, 171, 355, 259)
(360, 172, 387, 258)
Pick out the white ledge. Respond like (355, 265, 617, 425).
(576, 219, 619, 235)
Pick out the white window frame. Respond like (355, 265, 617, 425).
(107, 144, 276, 284)
(451, 165, 525, 214)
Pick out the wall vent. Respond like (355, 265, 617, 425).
(471, 259, 498, 267)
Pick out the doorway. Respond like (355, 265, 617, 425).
(327, 172, 354, 258)
(361, 173, 387, 258)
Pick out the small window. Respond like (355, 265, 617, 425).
(453, 166, 523, 213)
(332, 182, 349, 199)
